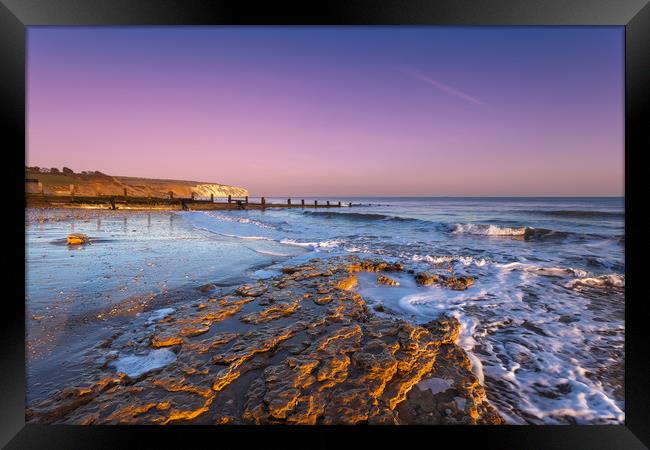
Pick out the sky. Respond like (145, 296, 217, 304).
(27, 27, 624, 196)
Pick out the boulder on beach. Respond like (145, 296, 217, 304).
(66, 233, 89, 245)
(198, 283, 216, 293)
(415, 272, 440, 286)
(415, 272, 475, 290)
(377, 275, 400, 286)
(444, 276, 475, 291)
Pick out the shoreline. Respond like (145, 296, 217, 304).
(26, 255, 504, 425)
(25, 205, 625, 425)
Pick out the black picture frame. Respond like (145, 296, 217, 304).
(2, 1, 648, 448)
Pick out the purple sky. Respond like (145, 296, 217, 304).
(27, 27, 624, 196)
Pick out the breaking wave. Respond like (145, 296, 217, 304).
(279, 238, 343, 249)
(566, 274, 625, 289)
(453, 223, 529, 236)
(450, 223, 592, 241)
(410, 254, 489, 267)
(203, 212, 278, 229)
(496, 262, 590, 278)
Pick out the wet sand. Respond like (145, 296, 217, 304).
(25, 208, 306, 405)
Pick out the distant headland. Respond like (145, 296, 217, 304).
(24, 166, 350, 211)
(25, 166, 248, 199)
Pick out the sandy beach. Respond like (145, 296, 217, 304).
(26, 207, 505, 424)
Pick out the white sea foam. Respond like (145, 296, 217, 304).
(249, 248, 294, 257)
(176, 203, 624, 425)
(182, 212, 346, 252)
(566, 274, 625, 289)
(279, 239, 344, 249)
(411, 254, 489, 267)
(496, 262, 590, 278)
(145, 308, 175, 325)
(279, 239, 319, 248)
(454, 313, 485, 385)
(110, 349, 176, 378)
(180, 211, 279, 240)
(203, 212, 277, 230)
(355, 258, 624, 425)
(453, 223, 529, 236)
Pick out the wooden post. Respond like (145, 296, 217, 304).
(245, 196, 249, 204)
(315, 200, 318, 207)
(327, 201, 330, 206)
(169, 191, 174, 199)
(301, 199, 305, 208)
(110, 196, 116, 210)
(287, 198, 291, 206)
(210, 193, 214, 202)
(261, 197, 266, 206)
(338, 201, 341, 207)
(123, 187, 127, 198)
(228, 195, 232, 204)
(191, 192, 195, 200)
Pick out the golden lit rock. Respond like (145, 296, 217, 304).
(26, 256, 501, 425)
(66, 233, 89, 245)
(377, 275, 400, 286)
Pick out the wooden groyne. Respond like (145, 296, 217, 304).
(25, 193, 353, 211)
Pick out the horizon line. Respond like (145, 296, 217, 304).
(250, 194, 625, 198)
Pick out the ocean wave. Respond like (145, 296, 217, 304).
(453, 223, 529, 236)
(566, 274, 625, 289)
(497, 262, 590, 278)
(452, 223, 574, 240)
(181, 211, 284, 242)
(521, 210, 624, 219)
(411, 254, 489, 267)
(302, 211, 419, 223)
(199, 230, 277, 241)
(248, 248, 295, 257)
(358, 257, 625, 424)
(205, 212, 278, 229)
(280, 238, 337, 248)
(184, 211, 351, 252)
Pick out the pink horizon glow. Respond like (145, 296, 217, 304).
(27, 27, 624, 197)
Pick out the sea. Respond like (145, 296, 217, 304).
(25, 197, 625, 424)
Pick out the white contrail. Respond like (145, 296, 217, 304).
(403, 68, 484, 106)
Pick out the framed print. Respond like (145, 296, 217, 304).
(2, 0, 649, 448)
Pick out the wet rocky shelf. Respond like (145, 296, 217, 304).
(26, 255, 503, 425)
